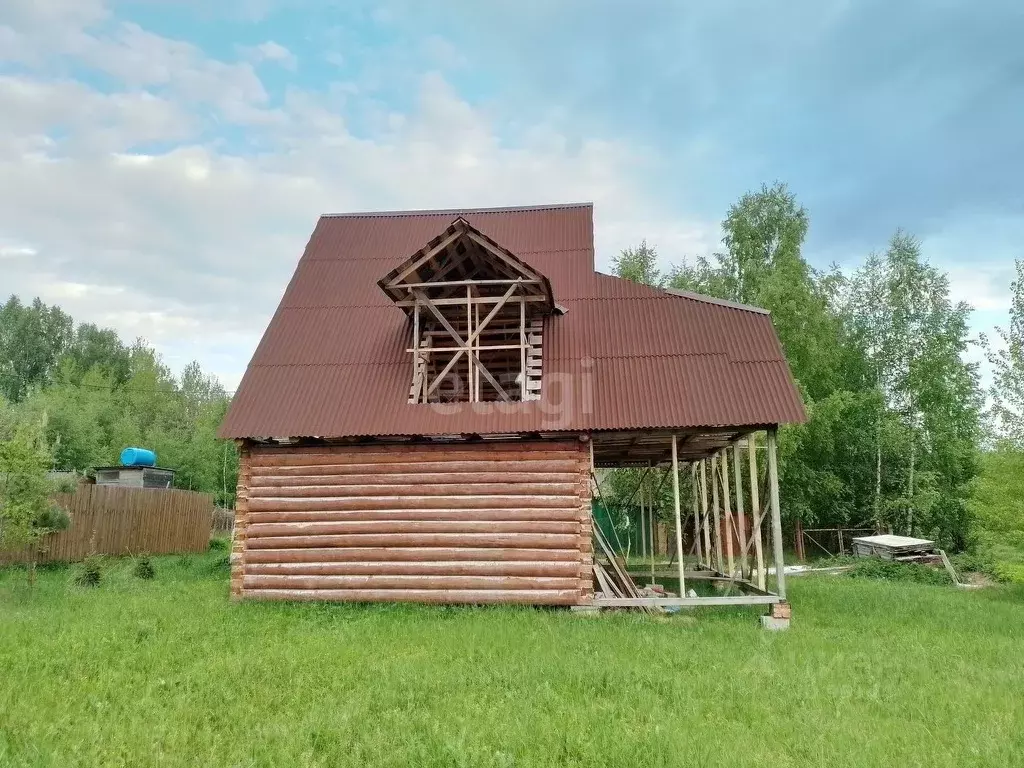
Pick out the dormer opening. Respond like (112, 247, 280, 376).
(378, 218, 554, 404)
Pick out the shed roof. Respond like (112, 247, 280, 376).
(219, 203, 806, 439)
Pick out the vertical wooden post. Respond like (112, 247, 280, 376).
(640, 481, 647, 560)
(720, 448, 735, 578)
(474, 301, 481, 401)
(748, 434, 766, 591)
(767, 427, 786, 599)
(648, 484, 655, 587)
(671, 435, 686, 597)
(691, 464, 702, 566)
(710, 453, 723, 573)
(466, 286, 474, 402)
(412, 300, 421, 403)
(519, 296, 527, 401)
(699, 459, 712, 569)
(732, 443, 749, 580)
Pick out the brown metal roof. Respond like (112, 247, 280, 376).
(219, 203, 806, 439)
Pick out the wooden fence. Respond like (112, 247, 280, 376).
(2, 484, 213, 564)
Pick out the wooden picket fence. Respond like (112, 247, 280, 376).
(2, 484, 213, 565)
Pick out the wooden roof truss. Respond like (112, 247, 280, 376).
(379, 218, 554, 404)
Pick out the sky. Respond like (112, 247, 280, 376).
(1, 0, 1021, 389)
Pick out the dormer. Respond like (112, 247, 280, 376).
(378, 217, 555, 404)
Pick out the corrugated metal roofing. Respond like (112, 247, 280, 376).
(219, 204, 806, 439)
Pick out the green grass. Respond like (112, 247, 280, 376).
(1, 552, 1023, 767)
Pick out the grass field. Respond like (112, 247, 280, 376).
(2, 551, 1023, 767)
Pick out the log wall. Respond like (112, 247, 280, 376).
(231, 440, 593, 605)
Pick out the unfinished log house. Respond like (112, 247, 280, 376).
(219, 203, 806, 611)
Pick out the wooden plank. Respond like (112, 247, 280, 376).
(246, 520, 580, 537)
(399, 278, 542, 289)
(245, 532, 580, 550)
(245, 547, 583, 564)
(748, 433, 767, 591)
(386, 228, 463, 286)
(393, 296, 547, 308)
(593, 595, 781, 608)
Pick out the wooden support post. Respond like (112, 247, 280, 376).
(767, 427, 786, 599)
(748, 434, 766, 591)
(699, 459, 712, 570)
(474, 301, 481, 401)
(720, 448, 735, 579)
(732, 443, 749, 580)
(640, 482, 647, 561)
(710, 453, 723, 573)
(648, 483, 655, 586)
(519, 297, 527, 401)
(691, 464, 702, 567)
(466, 286, 474, 402)
(412, 299, 421, 403)
(671, 435, 686, 597)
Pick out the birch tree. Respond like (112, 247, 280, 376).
(989, 260, 1024, 445)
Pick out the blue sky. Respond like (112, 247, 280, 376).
(1, 0, 1021, 387)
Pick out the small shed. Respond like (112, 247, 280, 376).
(93, 466, 176, 490)
(218, 203, 807, 613)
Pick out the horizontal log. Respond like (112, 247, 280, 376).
(248, 495, 577, 512)
(250, 449, 583, 468)
(254, 441, 578, 456)
(249, 483, 578, 499)
(246, 508, 585, 525)
(249, 472, 580, 488)
(242, 588, 582, 605)
(244, 561, 584, 577)
(249, 460, 584, 477)
(246, 520, 580, 538)
(243, 574, 580, 591)
(243, 547, 583, 563)
(244, 532, 580, 550)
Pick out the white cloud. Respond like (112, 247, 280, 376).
(0, 1, 713, 387)
(242, 40, 298, 71)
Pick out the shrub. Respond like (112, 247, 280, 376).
(846, 558, 952, 586)
(75, 556, 103, 587)
(133, 556, 156, 580)
(209, 537, 230, 552)
(993, 562, 1024, 585)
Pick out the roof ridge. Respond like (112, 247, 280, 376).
(321, 202, 593, 218)
(661, 288, 770, 315)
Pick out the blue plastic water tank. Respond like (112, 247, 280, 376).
(120, 447, 157, 467)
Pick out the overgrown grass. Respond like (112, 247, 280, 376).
(1, 552, 1023, 767)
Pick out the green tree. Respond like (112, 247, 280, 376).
(611, 240, 663, 287)
(989, 259, 1024, 445)
(0, 416, 71, 584)
(0, 296, 74, 402)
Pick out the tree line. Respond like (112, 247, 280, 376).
(0, 297, 238, 506)
(612, 183, 1023, 552)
